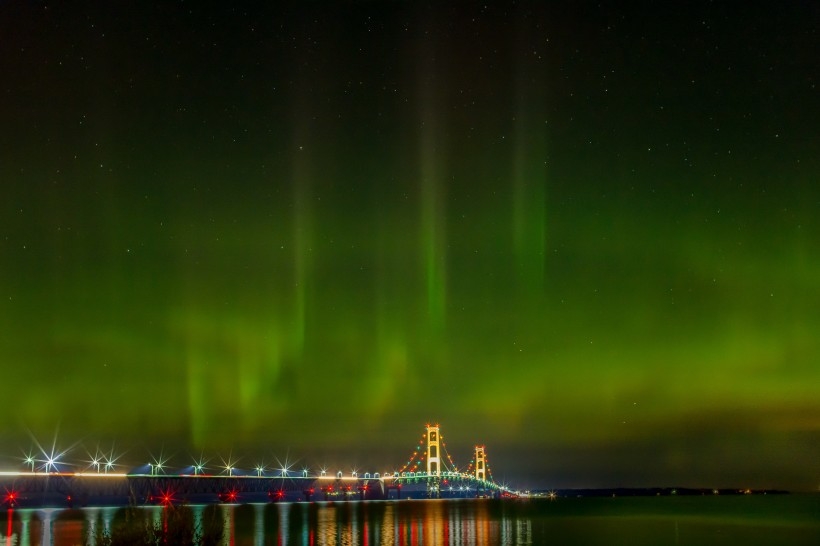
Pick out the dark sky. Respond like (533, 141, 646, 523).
(1, 1, 818, 491)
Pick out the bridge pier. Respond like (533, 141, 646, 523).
(427, 479, 441, 499)
(384, 483, 402, 500)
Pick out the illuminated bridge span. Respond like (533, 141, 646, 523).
(1, 424, 522, 508)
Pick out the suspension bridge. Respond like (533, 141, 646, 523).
(1, 424, 522, 508)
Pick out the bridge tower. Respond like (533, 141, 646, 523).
(426, 424, 441, 476)
(475, 445, 486, 481)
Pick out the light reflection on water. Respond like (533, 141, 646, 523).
(2, 496, 819, 546)
(1, 500, 530, 546)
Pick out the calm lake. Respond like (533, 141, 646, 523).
(3, 495, 819, 545)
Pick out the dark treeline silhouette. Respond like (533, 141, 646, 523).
(91, 505, 223, 546)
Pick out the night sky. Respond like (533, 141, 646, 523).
(1, 2, 818, 491)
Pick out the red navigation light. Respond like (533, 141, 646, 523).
(362, 485, 368, 491)
(268, 489, 285, 502)
(156, 487, 176, 506)
(220, 489, 239, 503)
(3, 490, 18, 507)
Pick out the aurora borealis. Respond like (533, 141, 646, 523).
(1, 2, 818, 490)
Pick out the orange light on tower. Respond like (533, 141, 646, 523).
(426, 424, 441, 476)
(474, 446, 486, 481)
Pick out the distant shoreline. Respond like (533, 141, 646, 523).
(530, 487, 791, 497)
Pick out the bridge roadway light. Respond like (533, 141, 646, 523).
(192, 454, 209, 475)
(45, 455, 58, 473)
(255, 465, 265, 477)
(24, 455, 36, 473)
(217, 452, 239, 477)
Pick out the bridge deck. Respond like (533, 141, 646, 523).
(1, 471, 511, 508)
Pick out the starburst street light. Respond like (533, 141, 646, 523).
(44, 454, 59, 473)
(28, 431, 77, 474)
(275, 454, 294, 478)
(86, 447, 104, 473)
(219, 453, 239, 477)
(103, 457, 116, 474)
(22, 450, 36, 473)
(41, 444, 71, 473)
(149, 451, 169, 476)
(255, 464, 266, 477)
(192, 454, 209, 476)
(103, 445, 122, 474)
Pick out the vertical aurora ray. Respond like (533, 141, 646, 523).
(371, 208, 411, 418)
(235, 320, 281, 419)
(180, 312, 221, 449)
(181, 311, 285, 447)
(291, 125, 312, 357)
(418, 53, 447, 333)
(185, 337, 208, 448)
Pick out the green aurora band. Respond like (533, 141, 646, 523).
(0, 2, 818, 490)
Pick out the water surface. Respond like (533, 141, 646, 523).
(3, 495, 818, 545)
